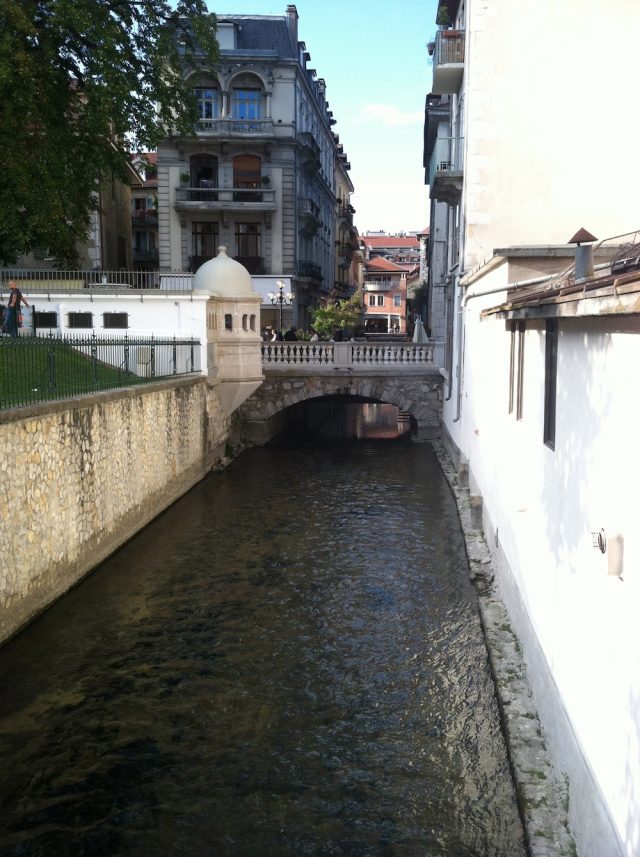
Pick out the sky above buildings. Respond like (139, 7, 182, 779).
(210, 0, 439, 234)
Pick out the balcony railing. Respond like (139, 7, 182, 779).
(0, 269, 194, 295)
(196, 118, 274, 136)
(432, 29, 465, 94)
(131, 210, 158, 227)
(175, 187, 277, 211)
(297, 261, 322, 281)
(428, 136, 464, 203)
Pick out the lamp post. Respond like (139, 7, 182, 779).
(268, 280, 294, 333)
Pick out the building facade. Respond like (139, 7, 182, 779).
(423, 2, 640, 855)
(156, 4, 355, 332)
(362, 256, 407, 335)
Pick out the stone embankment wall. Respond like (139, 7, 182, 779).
(0, 377, 229, 645)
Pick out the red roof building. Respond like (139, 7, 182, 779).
(363, 256, 407, 335)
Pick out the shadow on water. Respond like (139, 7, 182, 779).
(0, 403, 525, 857)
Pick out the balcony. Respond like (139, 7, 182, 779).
(175, 186, 277, 214)
(132, 210, 158, 227)
(428, 136, 464, 203)
(297, 260, 322, 281)
(132, 248, 159, 266)
(189, 255, 265, 274)
(195, 118, 275, 138)
(431, 29, 465, 94)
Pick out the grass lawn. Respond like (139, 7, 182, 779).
(0, 337, 148, 409)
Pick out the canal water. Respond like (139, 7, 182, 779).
(0, 406, 525, 857)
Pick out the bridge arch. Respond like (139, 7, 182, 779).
(234, 372, 443, 445)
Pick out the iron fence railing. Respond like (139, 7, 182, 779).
(0, 269, 195, 296)
(0, 333, 201, 410)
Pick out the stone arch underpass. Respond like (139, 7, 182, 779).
(233, 371, 444, 445)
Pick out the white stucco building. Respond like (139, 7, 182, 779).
(424, 1, 640, 855)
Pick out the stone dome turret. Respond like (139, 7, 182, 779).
(192, 246, 259, 298)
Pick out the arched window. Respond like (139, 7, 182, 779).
(231, 75, 262, 121)
(194, 86, 220, 123)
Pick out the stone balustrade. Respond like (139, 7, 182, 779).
(261, 340, 436, 371)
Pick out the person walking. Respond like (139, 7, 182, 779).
(3, 281, 29, 337)
(283, 326, 298, 341)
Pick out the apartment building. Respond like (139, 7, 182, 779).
(156, 4, 355, 331)
(362, 256, 406, 335)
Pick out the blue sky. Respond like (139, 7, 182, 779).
(210, 0, 439, 234)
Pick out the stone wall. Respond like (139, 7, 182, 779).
(0, 377, 229, 645)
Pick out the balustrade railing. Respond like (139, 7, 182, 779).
(261, 341, 435, 370)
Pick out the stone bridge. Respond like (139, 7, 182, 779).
(234, 340, 445, 444)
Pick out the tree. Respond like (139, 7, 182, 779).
(0, 0, 218, 264)
(310, 292, 362, 339)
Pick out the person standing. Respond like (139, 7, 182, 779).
(3, 281, 29, 337)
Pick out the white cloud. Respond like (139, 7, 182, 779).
(354, 103, 424, 128)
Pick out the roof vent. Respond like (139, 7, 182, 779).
(569, 227, 597, 283)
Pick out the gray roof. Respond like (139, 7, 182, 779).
(218, 16, 296, 59)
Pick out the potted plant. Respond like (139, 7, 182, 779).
(261, 175, 271, 187)
(180, 171, 190, 186)
(436, 4, 451, 27)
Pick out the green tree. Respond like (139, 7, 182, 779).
(310, 292, 362, 338)
(0, 0, 218, 264)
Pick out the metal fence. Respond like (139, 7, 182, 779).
(0, 333, 201, 410)
(0, 269, 195, 297)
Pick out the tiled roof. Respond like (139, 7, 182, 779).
(366, 256, 406, 272)
(363, 234, 420, 249)
(219, 16, 296, 58)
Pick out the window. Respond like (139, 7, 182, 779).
(235, 223, 261, 273)
(377, 295, 384, 307)
(224, 313, 233, 330)
(192, 222, 218, 258)
(543, 319, 558, 449)
(393, 294, 402, 307)
(242, 314, 248, 331)
(34, 311, 57, 329)
(233, 155, 261, 201)
(232, 89, 260, 120)
(195, 87, 219, 120)
(67, 312, 93, 329)
(368, 294, 376, 306)
(103, 312, 128, 329)
(250, 314, 256, 331)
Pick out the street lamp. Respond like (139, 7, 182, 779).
(268, 280, 294, 332)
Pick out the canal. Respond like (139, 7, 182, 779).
(0, 405, 525, 856)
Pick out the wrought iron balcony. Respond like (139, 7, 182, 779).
(431, 29, 465, 94)
(427, 136, 464, 203)
(297, 260, 322, 281)
(175, 186, 277, 213)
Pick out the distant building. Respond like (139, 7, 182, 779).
(362, 256, 406, 335)
(156, 4, 355, 331)
(361, 232, 420, 267)
(131, 154, 159, 270)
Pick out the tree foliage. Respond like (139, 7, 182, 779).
(310, 292, 362, 338)
(0, 0, 218, 264)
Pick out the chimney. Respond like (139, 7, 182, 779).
(286, 5, 299, 46)
(569, 227, 597, 283)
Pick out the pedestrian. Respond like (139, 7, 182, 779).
(309, 329, 319, 342)
(283, 325, 298, 341)
(3, 281, 29, 338)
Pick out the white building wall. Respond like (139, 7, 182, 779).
(448, 270, 640, 856)
(462, 0, 640, 273)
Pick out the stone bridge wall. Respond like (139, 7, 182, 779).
(235, 370, 444, 444)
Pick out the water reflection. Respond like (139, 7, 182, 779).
(0, 417, 525, 856)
